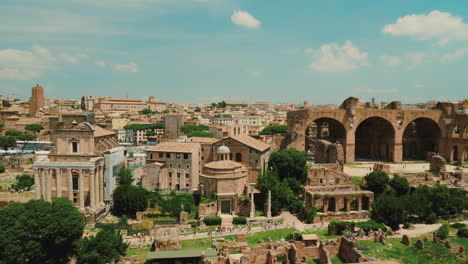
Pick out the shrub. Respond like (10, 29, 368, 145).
(233, 216, 247, 225)
(457, 228, 468, 238)
(11, 174, 34, 191)
(328, 220, 354, 235)
(355, 220, 385, 232)
(203, 216, 222, 226)
(450, 223, 466, 229)
(190, 221, 199, 228)
(436, 224, 449, 240)
(402, 222, 411, 229)
(0, 164, 4, 174)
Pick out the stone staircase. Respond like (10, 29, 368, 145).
(220, 215, 233, 227)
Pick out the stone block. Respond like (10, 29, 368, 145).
(401, 235, 411, 246)
(415, 239, 424, 249)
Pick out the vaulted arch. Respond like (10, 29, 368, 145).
(355, 117, 395, 161)
(402, 118, 441, 160)
(305, 117, 346, 159)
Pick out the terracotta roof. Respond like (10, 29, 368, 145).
(147, 142, 200, 153)
(93, 126, 116, 137)
(188, 137, 220, 144)
(229, 134, 270, 152)
(204, 160, 243, 169)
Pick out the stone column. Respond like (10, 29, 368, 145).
(249, 184, 255, 218)
(267, 190, 272, 218)
(99, 166, 104, 204)
(217, 197, 222, 216)
(323, 198, 328, 213)
(46, 169, 52, 201)
(357, 196, 362, 212)
(56, 168, 61, 198)
(346, 197, 351, 213)
(34, 169, 41, 199)
(393, 143, 403, 162)
(68, 169, 73, 201)
(41, 169, 46, 199)
(90, 168, 95, 207)
(79, 169, 84, 209)
(335, 198, 339, 213)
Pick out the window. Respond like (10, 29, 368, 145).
(169, 172, 172, 177)
(166, 153, 171, 158)
(178, 164, 181, 169)
(184, 153, 189, 159)
(176, 154, 181, 159)
(185, 173, 190, 178)
(235, 153, 242, 162)
(177, 173, 180, 178)
(72, 173, 79, 191)
(186, 164, 190, 169)
(70, 139, 79, 153)
(169, 163, 173, 168)
(150, 154, 153, 160)
(186, 183, 190, 188)
(159, 152, 163, 158)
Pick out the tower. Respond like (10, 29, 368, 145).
(29, 84, 45, 116)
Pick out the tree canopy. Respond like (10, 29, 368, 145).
(268, 148, 308, 183)
(187, 131, 214, 138)
(17, 134, 37, 141)
(0, 136, 16, 151)
(180, 124, 210, 135)
(117, 166, 134, 185)
(123, 122, 164, 131)
(112, 185, 148, 217)
(77, 225, 128, 264)
(5, 130, 22, 137)
(25, 124, 44, 132)
(11, 174, 34, 191)
(364, 171, 390, 196)
(259, 125, 288, 136)
(138, 108, 153, 115)
(0, 198, 85, 264)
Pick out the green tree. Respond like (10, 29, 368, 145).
(159, 193, 196, 216)
(5, 130, 22, 137)
(259, 125, 288, 136)
(117, 166, 134, 185)
(0, 136, 16, 152)
(25, 124, 44, 133)
(364, 171, 390, 196)
(81, 96, 86, 111)
(112, 185, 148, 217)
(256, 170, 295, 215)
(11, 174, 34, 191)
(77, 225, 128, 264)
(0, 163, 5, 173)
(2, 100, 11, 107)
(389, 174, 410, 196)
(194, 106, 201, 112)
(146, 130, 156, 136)
(138, 108, 152, 115)
(268, 148, 308, 183)
(0, 198, 84, 264)
(187, 131, 213, 138)
(180, 124, 210, 135)
(371, 194, 407, 230)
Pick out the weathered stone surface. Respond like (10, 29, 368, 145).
(373, 163, 390, 174)
(415, 239, 424, 249)
(401, 235, 411, 246)
(430, 155, 447, 173)
(236, 234, 246, 242)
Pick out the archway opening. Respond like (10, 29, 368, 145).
(355, 117, 395, 161)
(402, 118, 441, 160)
(305, 117, 346, 161)
(328, 197, 336, 212)
(452, 146, 459, 162)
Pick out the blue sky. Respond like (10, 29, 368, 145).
(1, 0, 468, 104)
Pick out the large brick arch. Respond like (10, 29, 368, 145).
(282, 98, 467, 163)
(401, 117, 441, 160)
(354, 116, 396, 162)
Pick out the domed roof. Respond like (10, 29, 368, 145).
(217, 144, 230, 154)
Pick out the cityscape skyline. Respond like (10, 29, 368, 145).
(1, 0, 468, 103)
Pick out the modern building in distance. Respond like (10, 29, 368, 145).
(85, 96, 166, 113)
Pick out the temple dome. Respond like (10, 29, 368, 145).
(217, 144, 230, 154)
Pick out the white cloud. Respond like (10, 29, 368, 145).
(0, 46, 57, 80)
(382, 10, 468, 44)
(113, 62, 138, 72)
(305, 40, 368, 72)
(95, 61, 107, 67)
(231, 10, 261, 29)
(352, 87, 399, 93)
(440, 47, 468, 63)
(380, 55, 401, 67)
(407, 52, 426, 68)
(58, 53, 89, 64)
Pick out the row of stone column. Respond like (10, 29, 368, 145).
(322, 195, 369, 213)
(34, 166, 104, 210)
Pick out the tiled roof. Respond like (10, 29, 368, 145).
(147, 142, 200, 153)
(229, 134, 270, 152)
(93, 126, 115, 137)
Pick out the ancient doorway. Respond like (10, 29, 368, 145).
(362, 196, 370, 211)
(221, 199, 231, 214)
(452, 146, 459, 163)
(355, 117, 395, 161)
(403, 118, 441, 160)
(328, 197, 336, 212)
(350, 198, 358, 211)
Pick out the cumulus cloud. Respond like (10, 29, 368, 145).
(407, 52, 426, 68)
(113, 62, 138, 72)
(58, 53, 89, 64)
(382, 10, 468, 44)
(440, 47, 468, 63)
(380, 55, 401, 67)
(305, 40, 368, 72)
(95, 60, 107, 67)
(0, 46, 57, 80)
(231, 10, 261, 29)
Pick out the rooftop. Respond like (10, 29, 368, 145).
(229, 134, 270, 152)
(147, 142, 200, 153)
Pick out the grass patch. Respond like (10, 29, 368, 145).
(357, 237, 466, 264)
(126, 247, 150, 261)
(181, 238, 214, 249)
(302, 228, 339, 240)
(450, 237, 468, 255)
(331, 256, 344, 264)
(351, 177, 363, 186)
(247, 228, 297, 247)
